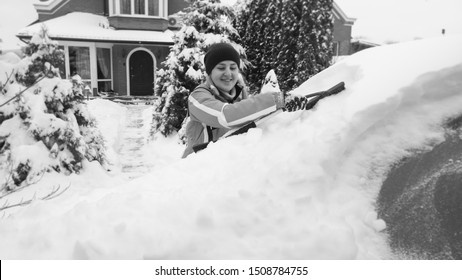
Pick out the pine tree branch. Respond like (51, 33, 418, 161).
(0, 183, 71, 213)
(0, 75, 46, 108)
(0, 165, 46, 200)
(0, 197, 33, 212)
(42, 183, 71, 200)
(0, 161, 15, 194)
(1, 70, 15, 92)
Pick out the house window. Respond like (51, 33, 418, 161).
(97, 48, 112, 92)
(120, 0, 131, 14)
(134, 0, 145, 14)
(56, 46, 66, 78)
(61, 43, 114, 95)
(69, 46, 91, 86)
(116, 0, 161, 16)
(148, 0, 159, 16)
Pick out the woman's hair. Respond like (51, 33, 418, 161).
(204, 43, 241, 74)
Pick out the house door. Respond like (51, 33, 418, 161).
(129, 50, 154, 96)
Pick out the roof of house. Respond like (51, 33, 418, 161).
(33, 0, 69, 14)
(16, 12, 174, 45)
(333, 1, 356, 26)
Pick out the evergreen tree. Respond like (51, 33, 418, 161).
(0, 27, 106, 189)
(16, 26, 65, 86)
(153, 0, 244, 137)
(235, 0, 271, 94)
(275, 0, 302, 91)
(263, 0, 284, 72)
(295, 0, 333, 82)
(237, 0, 334, 93)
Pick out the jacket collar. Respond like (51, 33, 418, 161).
(203, 81, 243, 103)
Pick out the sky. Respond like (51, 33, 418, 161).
(0, 0, 37, 49)
(1, 0, 462, 47)
(335, 0, 462, 43)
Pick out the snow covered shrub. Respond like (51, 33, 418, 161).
(16, 27, 65, 86)
(153, 0, 245, 138)
(0, 27, 106, 190)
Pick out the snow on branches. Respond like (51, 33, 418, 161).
(0, 26, 106, 190)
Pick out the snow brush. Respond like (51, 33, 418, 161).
(192, 81, 346, 153)
(284, 81, 346, 111)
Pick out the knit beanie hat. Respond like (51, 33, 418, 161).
(204, 43, 241, 74)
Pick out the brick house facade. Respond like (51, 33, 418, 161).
(332, 1, 356, 56)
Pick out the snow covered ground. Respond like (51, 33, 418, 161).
(1, 34, 462, 259)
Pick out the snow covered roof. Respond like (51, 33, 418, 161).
(32, 0, 67, 13)
(333, 1, 356, 26)
(16, 12, 174, 45)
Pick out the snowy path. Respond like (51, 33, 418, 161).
(117, 104, 153, 179)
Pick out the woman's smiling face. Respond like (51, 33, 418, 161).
(210, 60, 239, 93)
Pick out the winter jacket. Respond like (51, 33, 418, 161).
(182, 82, 279, 158)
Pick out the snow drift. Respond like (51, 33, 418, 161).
(1, 34, 462, 259)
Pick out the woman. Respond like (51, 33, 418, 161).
(182, 42, 285, 158)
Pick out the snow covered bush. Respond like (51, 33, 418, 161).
(153, 0, 245, 137)
(0, 27, 106, 190)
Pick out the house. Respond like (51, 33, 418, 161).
(17, 0, 356, 97)
(17, 0, 188, 97)
(332, 1, 356, 57)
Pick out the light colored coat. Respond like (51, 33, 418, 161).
(182, 82, 278, 158)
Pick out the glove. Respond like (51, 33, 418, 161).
(271, 91, 285, 109)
